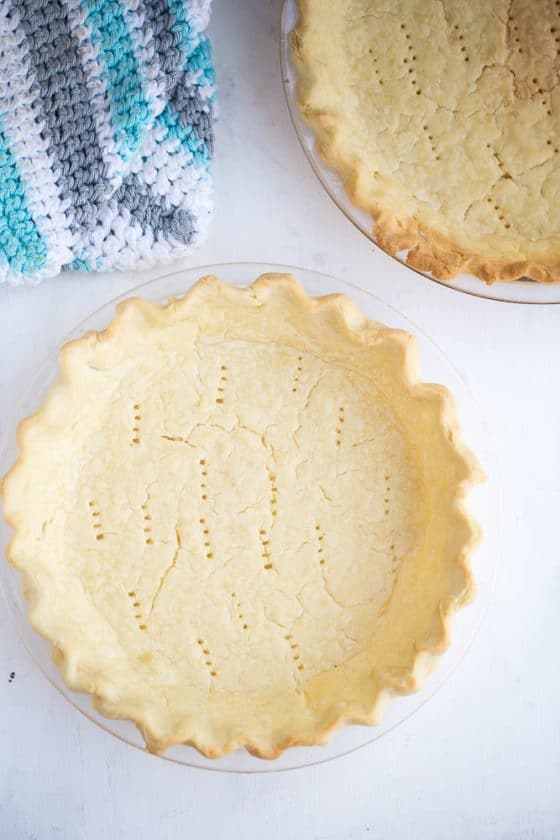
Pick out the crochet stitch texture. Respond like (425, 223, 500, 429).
(0, 0, 215, 284)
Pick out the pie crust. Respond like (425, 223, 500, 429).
(293, 1, 560, 283)
(2, 274, 481, 757)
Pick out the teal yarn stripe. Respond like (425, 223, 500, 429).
(0, 121, 47, 276)
(189, 37, 216, 91)
(166, 0, 197, 58)
(68, 257, 91, 271)
(81, 0, 151, 160)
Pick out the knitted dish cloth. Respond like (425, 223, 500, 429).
(0, 0, 215, 284)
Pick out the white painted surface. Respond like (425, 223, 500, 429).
(0, 1, 559, 837)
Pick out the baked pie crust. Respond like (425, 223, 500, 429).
(293, 0, 560, 283)
(2, 274, 481, 757)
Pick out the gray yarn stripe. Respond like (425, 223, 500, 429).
(141, 0, 184, 95)
(117, 176, 195, 244)
(14, 0, 108, 231)
(169, 79, 215, 156)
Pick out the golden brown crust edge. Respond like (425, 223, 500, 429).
(291, 10, 560, 286)
(2, 274, 483, 759)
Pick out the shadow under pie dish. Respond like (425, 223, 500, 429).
(1, 274, 482, 758)
(292, 1, 560, 284)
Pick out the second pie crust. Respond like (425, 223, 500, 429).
(293, 0, 560, 283)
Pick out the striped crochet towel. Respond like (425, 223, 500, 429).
(0, 0, 215, 284)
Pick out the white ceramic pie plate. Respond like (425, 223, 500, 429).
(280, 0, 560, 305)
(0, 263, 499, 773)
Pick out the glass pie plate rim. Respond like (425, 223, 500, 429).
(279, 0, 560, 306)
(0, 261, 500, 774)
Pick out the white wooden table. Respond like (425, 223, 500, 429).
(1, 2, 559, 837)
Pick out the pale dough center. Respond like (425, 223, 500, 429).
(67, 340, 418, 693)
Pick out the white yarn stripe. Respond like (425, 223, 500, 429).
(129, 120, 205, 191)
(0, 3, 74, 280)
(137, 113, 201, 164)
(181, 177, 212, 241)
(184, 0, 212, 35)
(88, 209, 190, 271)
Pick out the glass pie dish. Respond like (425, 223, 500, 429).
(280, 0, 560, 305)
(0, 262, 500, 772)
